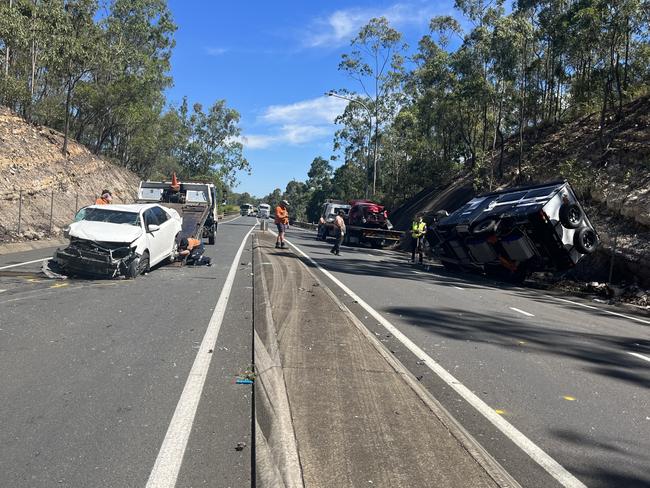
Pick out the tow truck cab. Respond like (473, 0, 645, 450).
(137, 180, 219, 245)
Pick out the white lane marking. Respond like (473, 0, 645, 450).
(221, 215, 242, 224)
(546, 295, 650, 326)
(509, 307, 535, 317)
(453, 286, 464, 291)
(0, 257, 49, 271)
(0, 289, 6, 293)
(279, 232, 587, 488)
(628, 352, 650, 363)
(146, 225, 256, 488)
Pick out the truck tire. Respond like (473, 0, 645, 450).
(559, 203, 582, 229)
(574, 227, 598, 254)
(471, 218, 498, 235)
(370, 239, 385, 249)
(208, 227, 216, 245)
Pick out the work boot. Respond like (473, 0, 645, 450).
(275, 242, 280, 249)
(281, 242, 286, 249)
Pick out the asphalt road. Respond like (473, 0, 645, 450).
(282, 226, 650, 488)
(0, 216, 256, 488)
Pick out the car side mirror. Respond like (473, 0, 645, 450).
(148, 224, 160, 232)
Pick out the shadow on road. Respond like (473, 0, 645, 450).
(384, 305, 650, 390)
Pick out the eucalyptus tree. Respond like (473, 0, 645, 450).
(333, 16, 407, 197)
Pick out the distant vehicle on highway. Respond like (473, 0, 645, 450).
(258, 203, 271, 219)
(54, 204, 182, 278)
(430, 180, 599, 281)
(240, 203, 255, 216)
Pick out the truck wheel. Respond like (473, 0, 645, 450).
(208, 228, 216, 245)
(559, 203, 582, 229)
(574, 227, 598, 254)
(370, 240, 384, 249)
(471, 219, 498, 235)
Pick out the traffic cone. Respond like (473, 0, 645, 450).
(171, 172, 180, 191)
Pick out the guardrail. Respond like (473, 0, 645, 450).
(291, 221, 318, 230)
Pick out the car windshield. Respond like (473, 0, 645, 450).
(75, 208, 141, 226)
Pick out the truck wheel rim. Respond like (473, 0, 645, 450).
(568, 207, 581, 224)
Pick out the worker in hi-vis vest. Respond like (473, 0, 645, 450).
(410, 213, 426, 264)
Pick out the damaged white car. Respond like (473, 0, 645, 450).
(54, 204, 182, 278)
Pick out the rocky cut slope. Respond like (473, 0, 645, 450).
(0, 107, 139, 243)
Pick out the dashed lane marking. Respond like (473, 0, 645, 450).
(628, 352, 650, 363)
(0, 289, 5, 293)
(49, 283, 68, 289)
(0, 257, 49, 271)
(453, 286, 464, 290)
(563, 396, 577, 401)
(145, 224, 256, 488)
(277, 232, 587, 488)
(509, 307, 535, 317)
(545, 295, 650, 326)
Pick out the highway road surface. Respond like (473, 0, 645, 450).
(1, 217, 649, 488)
(280, 225, 650, 488)
(0, 216, 256, 488)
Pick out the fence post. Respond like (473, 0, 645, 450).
(17, 189, 23, 235)
(48, 189, 54, 235)
(74, 193, 79, 215)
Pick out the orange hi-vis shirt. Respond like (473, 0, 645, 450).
(186, 238, 201, 250)
(95, 197, 109, 205)
(275, 206, 289, 225)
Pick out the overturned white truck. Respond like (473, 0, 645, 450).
(430, 180, 599, 281)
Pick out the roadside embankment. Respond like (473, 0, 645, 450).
(253, 230, 519, 487)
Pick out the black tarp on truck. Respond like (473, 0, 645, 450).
(429, 180, 599, 280)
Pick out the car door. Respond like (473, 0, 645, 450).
(152, 206, 177, 261)
(143, 208, 165, 264)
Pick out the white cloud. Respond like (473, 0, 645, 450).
(261, 96, 347, 125)
(241, 96, 347, 150)
(205, 47, 228, 56)
(304, 2, 442, 48)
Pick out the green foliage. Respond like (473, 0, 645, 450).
(0, 0, 247, 187)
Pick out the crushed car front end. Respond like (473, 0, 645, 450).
(54, 238, 138, 278)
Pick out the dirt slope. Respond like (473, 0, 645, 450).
(392, 96, 650, 286)
(0, 106, 139, 243)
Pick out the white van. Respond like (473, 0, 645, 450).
(258, 203, 271, 219)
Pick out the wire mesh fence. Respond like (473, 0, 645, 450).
(0, 189, 132, 244)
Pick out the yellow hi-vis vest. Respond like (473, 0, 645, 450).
(411, 221, 426, 238)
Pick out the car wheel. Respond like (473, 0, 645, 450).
(574, 227, 598, 254)
(471, 219, 498, 235)
(559, 203, 582, 229)
(128, 251, 150, 279)
(168, 239, 179, 264)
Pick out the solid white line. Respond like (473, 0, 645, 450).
(280, 233, 586, 488)
(509, 307, 535, 317)
(545, 295, 650, 325)
(628, 352, 650, 363)
(453, 286, 464, 291)
(0, 257, 49, 271)
(146, 225, 256, 488)
(0, 289, 6, 293)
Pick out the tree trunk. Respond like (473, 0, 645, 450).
(4, 0, 12, 77)
(62, 80, 73, 156)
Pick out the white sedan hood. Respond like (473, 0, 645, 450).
(69, 221, 143, 243)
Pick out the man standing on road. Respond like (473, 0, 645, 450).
(330, 210, 346, 256)
(411, 213, 426, 264)
(275, 200, 289, 249)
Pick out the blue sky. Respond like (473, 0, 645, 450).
(166, 0, 455, 197)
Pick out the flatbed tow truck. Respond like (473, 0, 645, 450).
(137, 179, 219, 245)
